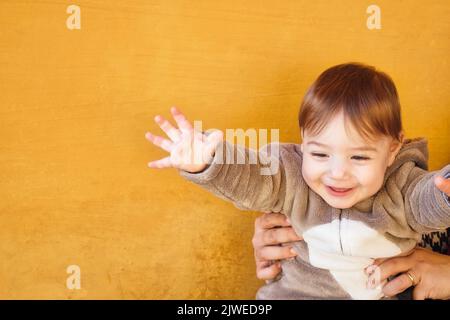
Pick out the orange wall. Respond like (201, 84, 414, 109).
(0, 0, 449, 299)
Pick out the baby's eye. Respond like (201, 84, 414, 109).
(311, 153, 328, 158)
(352, 155, 370, 161)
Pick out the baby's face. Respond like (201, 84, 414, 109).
(300, 112, 402, 209)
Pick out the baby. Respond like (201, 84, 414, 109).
(145, 63, 450, 299)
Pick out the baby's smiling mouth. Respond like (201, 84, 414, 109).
(329, 186, 353, 192)
(325, 185, 355, 196)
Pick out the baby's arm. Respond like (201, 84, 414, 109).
(178, 137, 289, 212)
(145, 107, 301, 213)
(404, 164, 450, 232)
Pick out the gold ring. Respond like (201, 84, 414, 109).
(406, 271, 416, 286)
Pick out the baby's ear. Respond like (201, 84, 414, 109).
(397, 131, 405, 145)
(300, 129, 305, 153)
(387, 135, 404, 166)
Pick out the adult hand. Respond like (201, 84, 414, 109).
(366, 247, 450, 300)
(252, 213, 303, 280)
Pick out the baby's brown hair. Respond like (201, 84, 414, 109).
(298, 63, 403, 143)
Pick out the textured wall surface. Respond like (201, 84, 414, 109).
(0, 0, 449, 299)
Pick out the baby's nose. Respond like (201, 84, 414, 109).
(329, 162, 350, 179)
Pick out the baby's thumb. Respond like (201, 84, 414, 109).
(206, 130, 223, 146)
(204, 130, 223, 156)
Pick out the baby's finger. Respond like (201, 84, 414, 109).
(171, 106, 193, 132)
(148, 156, 172, 169)
(154, 115, 181, 142)
(434, 176, 450, 196)
(145, 132, 173, 153)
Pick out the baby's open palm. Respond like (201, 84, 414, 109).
(145, 107, 223, 173)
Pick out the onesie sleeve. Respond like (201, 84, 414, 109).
(404, 164, 450, 232)
(178, 140, 303, 213)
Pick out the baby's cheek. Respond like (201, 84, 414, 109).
(302, 160, 320, 185)
(301, 161, 311, 180)
(358, 165, 385, 191)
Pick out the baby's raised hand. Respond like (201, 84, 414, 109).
(145, 107, 223, 173)
(435, 175, 450, 197)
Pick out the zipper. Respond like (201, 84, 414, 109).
(338, 209, 344, 254)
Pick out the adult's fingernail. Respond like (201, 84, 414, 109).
(365, 265, 377, 275)
(290, 248, 297, 256)
(286, 217, 291, 224)
(367, 275, 378, 289)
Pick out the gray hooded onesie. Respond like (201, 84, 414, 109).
(179, 137, 450, 299)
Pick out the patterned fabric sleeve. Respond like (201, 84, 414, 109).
(418, 172, 450, 254)
(419, 228, 450, 255)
